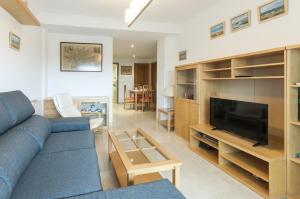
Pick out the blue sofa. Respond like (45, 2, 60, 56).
(0, 91, 185, 199)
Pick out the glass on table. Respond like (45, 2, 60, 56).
(142, 148, 167, 163)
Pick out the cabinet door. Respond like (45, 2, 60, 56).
(175, 100, 188, 139)
(175, 100, 199, 141)
(187, 103, 199, 140)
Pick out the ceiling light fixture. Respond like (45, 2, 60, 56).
(125, 0, 153, 27)
(132, 54, 136, 59)
(130, 44, 135, 48)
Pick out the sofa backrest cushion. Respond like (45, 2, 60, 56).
(0, 128, 40, 198)
(0, 91, 35, 127)
(0, 101, 14, 136)
(16, 115, 51, 149)
(0, 179, 10, 199)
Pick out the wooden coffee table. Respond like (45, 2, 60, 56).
(108, 128, 182, 188)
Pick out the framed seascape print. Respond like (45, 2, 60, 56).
(60, 42, 103, 72)
(179, 50, 187, 61)
(9, 32, 21, 51)
(258, 0, 288, 23)
(121, 66, 132, 75)
(231, 11, 251, 32)
(210, 22, 225, 39)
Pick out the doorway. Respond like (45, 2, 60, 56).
(134, 63, 149, 87)
(113, 63, 119, 104)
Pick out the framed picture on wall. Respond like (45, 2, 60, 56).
(121, 66, 132, 75)
(179, 50, 187, 61)
(258, 0, 288, 23)
(210, 22, 225, 39)
(60, 42, 103, 72)
(9, 32, 21, 51)
(231, 11, 251, 32)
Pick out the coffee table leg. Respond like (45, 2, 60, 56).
(127, 173, 134, 186)
(108, 137, 112, 161)
(173, 166, 180, 188)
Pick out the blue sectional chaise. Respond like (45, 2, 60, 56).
(0, 91, 185, 199)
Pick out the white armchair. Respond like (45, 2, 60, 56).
(53, 93, 103, 130)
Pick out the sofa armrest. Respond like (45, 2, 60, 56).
(50, 117, 90, 133)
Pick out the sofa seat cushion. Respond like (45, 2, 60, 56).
(66, 180, 186, 199)
(0, 178, 11, 199)
(0, 129, 40, 198)
(41, 130, 95, 154)
(0, 91, 35, 126)
(0, 101, 14, 135)
(11, 149, 102, 199)
(16, 115, 51, 149)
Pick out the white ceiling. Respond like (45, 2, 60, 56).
(30, 0, 220, 59)
(30, 0, 219, 24)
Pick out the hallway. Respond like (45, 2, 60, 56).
(95, 104, 262, 199)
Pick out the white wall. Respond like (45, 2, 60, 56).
(0, 8, 44, 101)
(46, 33, 113, 121)
(113, 58, 156, 103)
(157, 36, 177, 110)
(176, 0, 300, 64)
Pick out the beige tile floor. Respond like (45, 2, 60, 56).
(95, 104, 263, 199)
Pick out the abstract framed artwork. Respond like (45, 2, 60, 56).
(121, 66, 133, 75)
(258, 0, 288, 23)
(60, 42, 103, 72)
(9, 32, 21, 51)
(210, 22, 225, 39)
(231, 11, 251, 32)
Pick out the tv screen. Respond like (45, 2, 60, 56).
(210, 97, 268, 145)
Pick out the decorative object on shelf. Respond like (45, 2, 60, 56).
(9, 32, 21, 51)
(125, 0, 153, 27)
(231, 11, 251, 32)
(296, 152, 300, 158)
(258, 0, 288, 23)
(210, 22, 225, 39)
(60, 42, 103, 72)
(179, 50, 187, 61)
(121, 66, 132, 75)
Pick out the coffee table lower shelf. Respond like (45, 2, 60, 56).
(109, 151, 163, 187)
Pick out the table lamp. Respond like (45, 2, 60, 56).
(163, 85, 174, 109)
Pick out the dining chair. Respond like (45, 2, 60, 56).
(123, 85, 135, 109)
(139, 89, 154, 111)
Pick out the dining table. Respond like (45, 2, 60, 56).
(129, 89, 155, 111)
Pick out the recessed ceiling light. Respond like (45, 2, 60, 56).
(130, 44, 135, 48)
(132, 54, 136, 59)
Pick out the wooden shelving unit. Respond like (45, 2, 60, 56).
(175, 64, 200, 141)
(287, 45, 300, 197)
(190, 124, 285, 199)
(0, 0, 40, 26)
(200, 48, 286, 81)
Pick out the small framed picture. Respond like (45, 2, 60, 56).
(179, 50, 187, 61)
(231, 11, 251, 32)
(258, 0, 288, 23)
(120, 66, 132, 75)
(210, 22, 225, 39)
(9, 32, 21, 51)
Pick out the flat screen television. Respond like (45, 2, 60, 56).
(210, 97, 268, 146)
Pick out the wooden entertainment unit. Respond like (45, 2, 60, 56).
(174, 46, 300, 198)
(190, 124, 285, 198)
